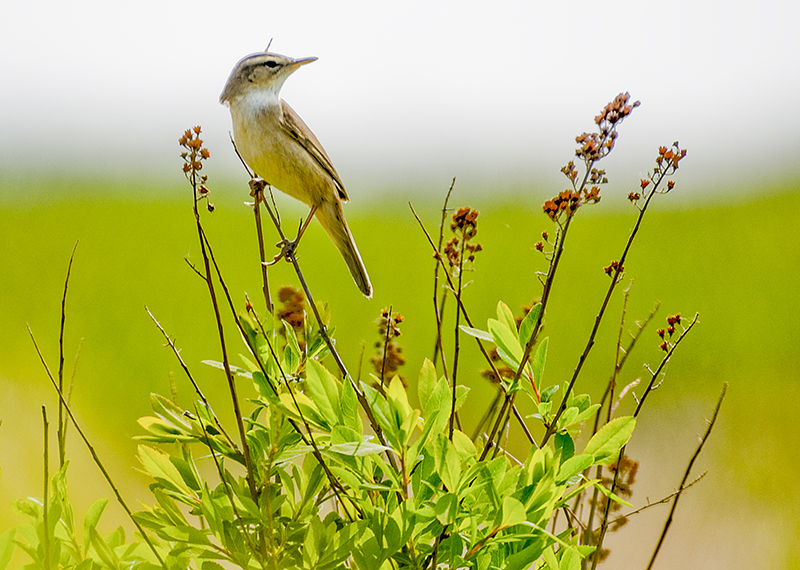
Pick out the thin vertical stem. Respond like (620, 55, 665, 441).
(590, 314, 699, 569)
(42, 406, 51, 570)
(432, 179, 455, 375)
(645, 383, 727, 570)
(188, 144, 258, 500)
(253, 191, 274, 314)
(57, 243, 78, 467)
(449, 238, 465, 440)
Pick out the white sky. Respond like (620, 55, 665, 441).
(1, 0, 799, 200)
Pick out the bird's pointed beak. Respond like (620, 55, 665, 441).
(288, 56, 318, 69)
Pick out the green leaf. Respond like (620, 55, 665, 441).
(417, 359, 438, 414)
(387, 375, 417, 448)
(572, 403, 601, 425)
(572, 393, 592, 412)
(557, 454, 593, 485)
(410, 376, 450, 459)
(201, 360, 252, 378)
(360, 381, 397, 449)
(554, 432, 575, 462)
(158, 524, 213, 545)
(495, 346, 520, 371)
(305, 359, 340, 430)
(560, 546, 582, 570)
(327, 441, 391, 456)
(496, 301, 519, 342)
(532, 337, 549, 386)
(88, 526, 120, 569)
(82, 499, 108, 553)
(0, 528, 15, 570)
(434, 493, 459, 526)
(592, 480, 633, 508)
(543, 546, 558, 569)
(282, 318, 303, 372)
(583, 416, 636, 465)
(434, 435, 462, 492)
(541, 384, 559, 403)
(500, 496, 527, 528)
(138, 445, 195, 496)
(559, 407, 578, 428)
(488, 319, 523, 365)
(459, 325, 494, 342)
(339, 374, 362, 433)
(519, 303, 542, 349)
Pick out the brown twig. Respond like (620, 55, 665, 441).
(379, 306, 394, 387)
(582, 295, 659, 545)
(190, 177, 258, 503)
(540, 166, 670, 448)
(645, 383, 727, 570)
(409, 203, 534, 447)
(610, 471, 707, 523)
(432, 179, 455, 377)
(590, 313, 700, 569)
(449, 225, 466, 440)
(145, 307, 236, 449)
(254, 191, 401, 473)
(57, 242, 78, 467)
(28, 326, 166, 568)
(245, 297, 361, 520)
(229, 135, 274, 315)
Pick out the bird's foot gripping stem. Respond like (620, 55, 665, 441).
(263, 205, 317, 267)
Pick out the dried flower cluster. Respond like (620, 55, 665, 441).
(371, 308, 406, 386)
(656, 313, 683, 352)
(543, 93, 638, 223)
(656, 143, 687, 172)
(533, 231, 550, 254)
(179, 126, 213, 211)
(579, 92, 640, 162)
(277, 286, 306, 350)
(629, 142, 687, 205)
(443, 207, 483, 272)
(603, 259, 624, 278)
(542, 183, 601, 222)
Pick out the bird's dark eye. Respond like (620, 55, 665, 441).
(263, 60, 278, 68)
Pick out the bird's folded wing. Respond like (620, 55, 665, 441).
(280, 99, 349, 202)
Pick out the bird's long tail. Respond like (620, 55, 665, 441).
(314, 200, 372, 298)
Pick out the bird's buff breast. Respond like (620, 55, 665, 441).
(230, 104, 332, 207)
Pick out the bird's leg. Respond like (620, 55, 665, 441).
(266, 204, 318, 265)
(294, 204, 318, 245)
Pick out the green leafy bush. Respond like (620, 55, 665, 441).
(3, 94, 725, 570)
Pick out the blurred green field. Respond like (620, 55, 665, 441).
(1, 176, 799, 569)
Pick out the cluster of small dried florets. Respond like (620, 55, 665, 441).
(656, 313, 683, 351)
(372, 309, 406, 385)
(179, 126, 213, 211)
(577, 92, 640, 163)
(442, 207, 483, 270)
(603, 259, 624, 278)
(542, 182, 602, 222)
(542, 93, 638, 224)
(628, 142, 686, 204)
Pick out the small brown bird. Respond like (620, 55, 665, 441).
(220, 51, 372, 297)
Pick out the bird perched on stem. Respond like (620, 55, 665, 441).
(221, 51, 372, 297)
